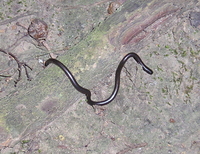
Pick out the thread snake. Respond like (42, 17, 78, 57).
(45, 52, 153, 106)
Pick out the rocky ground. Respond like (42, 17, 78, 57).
(0, 0, 200, 154)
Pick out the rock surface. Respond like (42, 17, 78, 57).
(0, 0, 200, 153)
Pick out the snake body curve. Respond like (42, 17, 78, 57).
(45, 52, 153, 106)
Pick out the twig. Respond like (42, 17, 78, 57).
(117, 142, 148, 154)
(0, 49, 32, 86)
(0, 74, 11, 77)
(0, 11, 37, 26)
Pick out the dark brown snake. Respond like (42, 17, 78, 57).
(45, 52, 153, 106)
